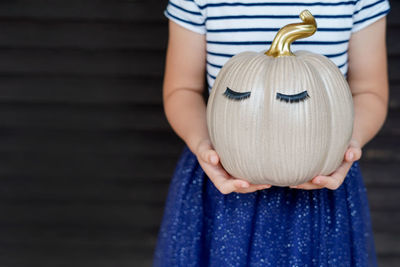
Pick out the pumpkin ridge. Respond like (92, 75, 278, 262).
(238, 54, 272, 181)
(297, 56, 331, 180)
(246, 55, 273, 182)
(301, 54, 353, 175)
(219, 55, 246, 176)
(214, 52, 256, 177)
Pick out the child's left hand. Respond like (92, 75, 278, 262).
(289, 139, 362, 190)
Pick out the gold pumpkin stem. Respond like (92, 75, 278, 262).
(265, 10, 317, 57)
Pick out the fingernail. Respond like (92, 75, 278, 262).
(313, 178, 320, 184)
(210, 155, 218, 164)
(241, 183, 249, 188)
(348, 151, 354, 160)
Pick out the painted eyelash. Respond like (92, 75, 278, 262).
(276, 90, 310, 103)
(223, 87, 251, 101)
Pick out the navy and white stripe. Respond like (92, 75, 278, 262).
(164, 0, 390, 91)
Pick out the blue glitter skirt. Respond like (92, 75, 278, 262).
(153, 145, 377, 267)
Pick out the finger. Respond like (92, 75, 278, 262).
(256, 184, 272, 189)
(345, 139, 362, 162)
(314, 162, 352, 190)
(345, 147, 362, 162)
(247, 183, 272, 191)
(209, 173, 250, 195)
(234, 179, 271, 189)
(211, 175, 239, 195)
(199, 161, 239, 195)
(226, 178, 271, 194)
(197, 143, 219, 165)
(217, 178, 250, 194)
(208, 150, 219, 165)
(234, 184, 271, 194)
(290, 182, 324, 190)
(199, 149, 218, 165)
(345, 149, 354, 162)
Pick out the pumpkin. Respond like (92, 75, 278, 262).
(206, 10, 354, 186)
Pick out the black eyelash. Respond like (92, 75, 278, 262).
(223, 87, 251, 101)
(276, 90, 310, 103)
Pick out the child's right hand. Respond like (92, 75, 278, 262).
(195, 139, 272, 194)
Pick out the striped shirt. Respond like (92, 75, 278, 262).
(164, 0, 391, 92)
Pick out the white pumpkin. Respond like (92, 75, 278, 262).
(206, 10, 354, 186)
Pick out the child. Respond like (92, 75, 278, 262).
(153, 0, 390, 266)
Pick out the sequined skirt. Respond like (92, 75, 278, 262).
(153, 145, 377, 267)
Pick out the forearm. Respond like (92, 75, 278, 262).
(351, 91, 388, 148)
(164, 88, 209, 155)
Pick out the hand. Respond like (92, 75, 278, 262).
(289, 139, 362, 190)
(195, 139, 272, 194)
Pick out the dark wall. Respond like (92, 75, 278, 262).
(0, 1, 398, 266)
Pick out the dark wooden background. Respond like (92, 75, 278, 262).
(0, 0, 398, 266)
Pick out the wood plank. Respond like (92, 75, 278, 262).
(387, 1, 400, 25)
(361, 162, 400, 187)
(388, 27, 400, 56)
(0, 181, 170, 206)
(378, 256, 400, 267)
(0, 0, 168, 22)
(389, 84, 400, 110)
(0, 252, 152, 267)
(368, 187, 400, 211)
(371, 211, 400, 234)
(0, 75, 163, 105)
(0, 129, 182, 156)
(0, 21, 167, 50)
(0, 48, 165, 76)
(361, 135, 400, 162)
(0, 103, 169, 131)
(0, 203, 167, 229)
(0, 231, 157, 266)
(0, 153, 183, 180)
(375, 233, 400, 255)
(389, 56, 400, 82)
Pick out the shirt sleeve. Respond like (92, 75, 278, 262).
(352, 0, 391, 33)
(164, 0, 206, 34)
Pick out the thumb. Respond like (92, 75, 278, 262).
(345, 146, 362, 162)
(197, 140, 219, 165)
